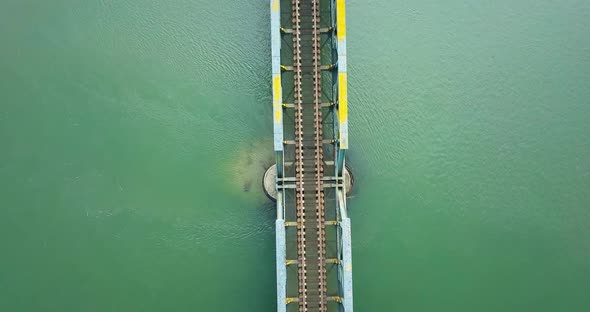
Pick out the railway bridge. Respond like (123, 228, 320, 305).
(270, 0, 352, 311)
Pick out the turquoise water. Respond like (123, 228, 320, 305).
(1, 0, 589, 311)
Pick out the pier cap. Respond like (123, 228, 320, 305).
(263, 164, 353, 201)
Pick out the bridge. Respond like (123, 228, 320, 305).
(270, 0, 352, 311)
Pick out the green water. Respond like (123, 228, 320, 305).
(1, 0, 589, 311)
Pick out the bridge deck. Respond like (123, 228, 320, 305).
(272, 0, 351, 311)
(292, 0, 327, 310)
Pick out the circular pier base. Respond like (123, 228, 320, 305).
(263, 164, 354, 201)
(262, 164, 278, 201)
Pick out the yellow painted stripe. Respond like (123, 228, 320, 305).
(271, 0, 279, 12)
(337, 0, 347, 40)
(273, 74, 282, 124)
(273, 74, 281, 101)
(338, 72, 348, 125)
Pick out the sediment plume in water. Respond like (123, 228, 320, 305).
(226, 139, 275, 201)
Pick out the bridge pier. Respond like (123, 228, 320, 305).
(264, 164, 354, 202)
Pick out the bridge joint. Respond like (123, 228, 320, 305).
(283, 102, 333, 108)
(281, 27, 333, 34)
(283, 139, 336, 145)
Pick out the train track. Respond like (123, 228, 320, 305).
(292, 0, 326, 311)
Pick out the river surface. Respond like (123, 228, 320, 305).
(1, 0, 589, 311)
